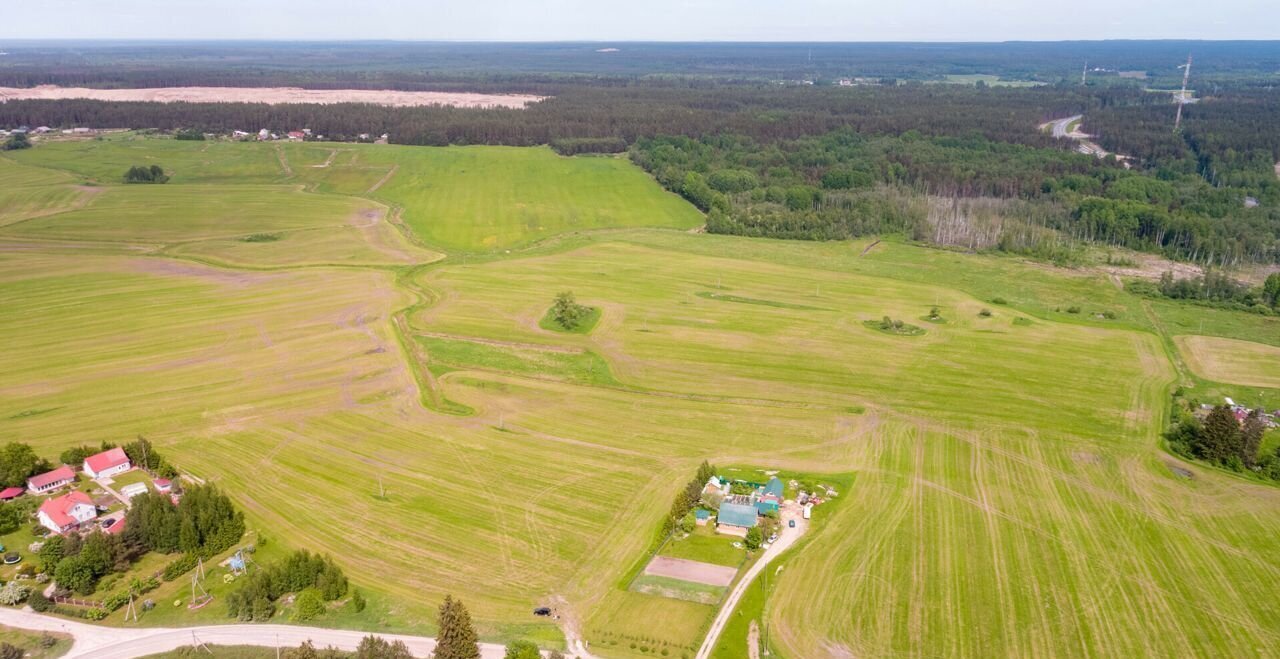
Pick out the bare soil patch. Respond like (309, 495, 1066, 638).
(0, 85, 545, 108)
(643, 556, 738, 587)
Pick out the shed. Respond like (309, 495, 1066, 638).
(694, 509, 711, 526)
(0, 487, 23, 501)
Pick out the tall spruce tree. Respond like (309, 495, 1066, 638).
(1197, 405, 1242, 464)
(433, 595, 480, 659)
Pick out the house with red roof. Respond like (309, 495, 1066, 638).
(37, 491, 96, 534)
(27, 465, 75, 494)
(83, 447, 131, 479)
(0, 487, 23, 501)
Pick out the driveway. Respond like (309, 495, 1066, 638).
(694, 503, 809, 659)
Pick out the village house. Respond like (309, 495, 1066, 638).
(27, 465, 75, 494)
(83, 447, 131, 479)
(37, 491, 96, 534)
(716, 500, 759, 537)
(286, 131, 306, 141)
(702, 475, 730, 497)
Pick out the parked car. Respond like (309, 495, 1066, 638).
(533, 607, 552, 617)
(788, 519, 796, 528)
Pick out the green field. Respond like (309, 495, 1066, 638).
(3, 138, 1280, 658)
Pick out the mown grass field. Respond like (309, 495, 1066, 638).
(1174, 335, 1280, 389)
(3, 139, 1280, 658)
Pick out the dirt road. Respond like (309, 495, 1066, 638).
(694, 503, 808, 659)
(0, 607, 530, 658)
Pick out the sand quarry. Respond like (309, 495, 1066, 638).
(0, 85, 544, 108)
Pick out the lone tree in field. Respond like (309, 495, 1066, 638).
(433, 595, 480, 659)
(551, 291, 588, 330)
(124, 165, 170, 184)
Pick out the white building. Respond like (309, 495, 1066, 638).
(83, 447, 131, 479)
(38, 491, 97, 534)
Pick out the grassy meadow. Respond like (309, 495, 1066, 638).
(2, 137, 1280, 658)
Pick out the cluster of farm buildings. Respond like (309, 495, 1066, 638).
(1200, 398, 1280, 428)
(5, 448, 174, 537)
(698, 475, 817, 537)
(230, 128, 386, 143)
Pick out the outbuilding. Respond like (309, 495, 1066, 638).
(0, 487, 23, 501)
(83, 447, 131, 479)
(27, 465, 75, 494)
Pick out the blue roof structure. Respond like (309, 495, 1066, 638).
(694, 509, 711, 520)
(764, 476, 784, 498)
(755, 500, 779, 515)
(718, 501, 758, 528)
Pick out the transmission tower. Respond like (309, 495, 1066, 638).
(1174, 54, 1193, 131)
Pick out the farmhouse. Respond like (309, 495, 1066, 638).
(703, 475, 730, 497)
(716, 500, 759, 536)
(27, 465, 75, 494)
(83, 447, 130, 479)
(37, 491, 96, 534)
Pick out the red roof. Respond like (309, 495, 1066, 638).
(28, 465, 75, 490)
(84, 447, 129, 474)
(39, 491, 94, 529)
(0, 487, 23, 500)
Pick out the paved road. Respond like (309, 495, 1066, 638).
(1044, 114, 1083, 139)
(694, 504, 809, 659)
(0, 606, 532, 658)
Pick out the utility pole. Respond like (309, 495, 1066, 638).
(1174, 54, 1192, 131)
(1081, 60, 1088, 86)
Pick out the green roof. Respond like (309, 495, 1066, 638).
(718, 501, 758, 528)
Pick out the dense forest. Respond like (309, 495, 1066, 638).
(631, 128, 1280, 265)
(1, 41, 1276, 85)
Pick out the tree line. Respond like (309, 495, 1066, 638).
(631, 129, 1280, 264)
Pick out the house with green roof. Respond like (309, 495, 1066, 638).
(717, 500, 758, 536)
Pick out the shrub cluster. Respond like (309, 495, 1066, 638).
(225, 550, 348, 621)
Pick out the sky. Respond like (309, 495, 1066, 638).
(3, 0, 1277, 41)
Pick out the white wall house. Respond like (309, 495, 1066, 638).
(83, 447, 131, 479)
(38, 491, 97, 534)
(27, 465, 75, 494)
